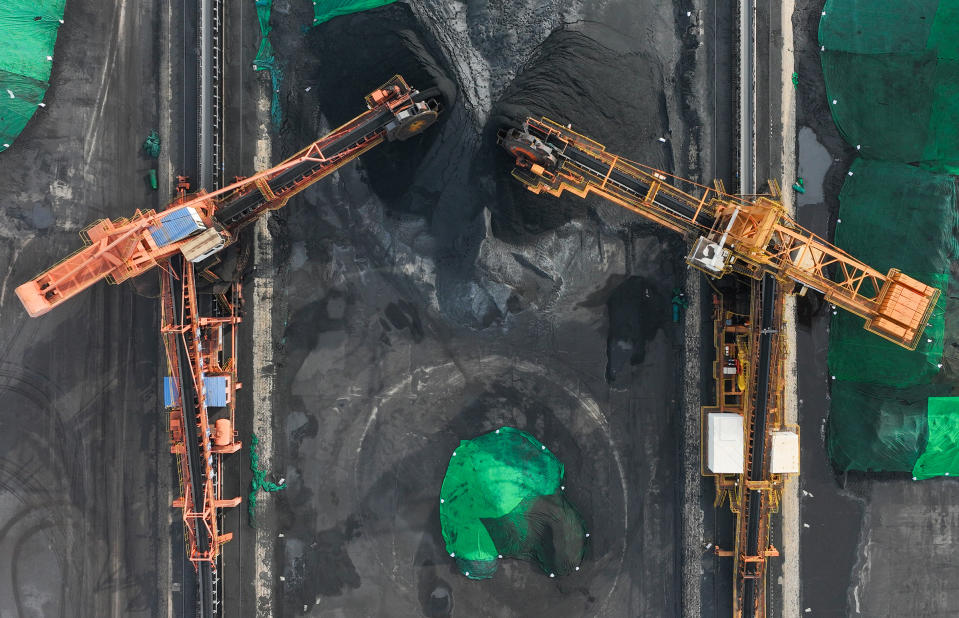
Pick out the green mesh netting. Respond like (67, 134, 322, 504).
(311, 0, 397, 27)
(248, 433, 286, 527)
(825, 159, 958, 473)
(820, 3, 959, 476)
(252, 1, 400, 124)
(827, 159, 955, 387)
(439, 427, 586, 580)
(253, 0, 282, 126)
(819, 0, 959, 174)
(0, 1, 67, 153)
(827, 381, 952, 472)
(913, 397, 959, 479)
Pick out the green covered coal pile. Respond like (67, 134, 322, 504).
(0, 0, 67, 153)
(439, 426, 587, 580)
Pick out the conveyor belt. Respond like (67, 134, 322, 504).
(742, 274, 776, 616)
(214, 107, 394, 227)
(558, 143, 711, 226)
(170, 258, 214, 617)
(523, 121, 717, 230)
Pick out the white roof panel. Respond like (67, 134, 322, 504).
(707, 413, 744, 474)
(770, 431, 800, 473)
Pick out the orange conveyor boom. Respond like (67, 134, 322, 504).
(16, 75, 439, 318)
(499, 117, 939, 350)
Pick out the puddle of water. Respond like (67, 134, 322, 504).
(796, 126, 831, 206)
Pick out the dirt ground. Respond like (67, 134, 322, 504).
(0, 1, 171, 616)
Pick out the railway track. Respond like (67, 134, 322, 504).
(740, 274, 776, 614)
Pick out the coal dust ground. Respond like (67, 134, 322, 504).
(0, 0, 171, 616)
(254, 1, 709, 616)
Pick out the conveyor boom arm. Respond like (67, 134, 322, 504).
(17, 75, 439, 317)
(499, 117, 938, 350)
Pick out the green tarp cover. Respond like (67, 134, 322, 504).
(311, 0, 397, 27)
(827, 159, 955, 387)
(827, 381, 951, 472)
(913, 397, 959, 479)
(252, 0, 282, 126)
(825, 159, 957, 473)
(820, 2, 959, 476)
(0, 1, 67, 152)
(439, 427, 586, 579)
(819, 0, 959, 174)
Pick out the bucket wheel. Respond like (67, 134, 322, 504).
(499, 129, 557, 169)
(386, 107, 439, 142)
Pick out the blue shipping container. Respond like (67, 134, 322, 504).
(150, 208, 204, 247)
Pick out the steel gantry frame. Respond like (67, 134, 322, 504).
(13, 76, 440, 614)
(700, 281, 796, 618)
(161, 259, 242, 569)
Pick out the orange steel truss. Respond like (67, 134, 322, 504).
(700, 289, 752, 512)
(16, 75, 436, 318)
(161, 261, 242, 568)
(708, 196, 938, 349)
(501, 117, 939, 350)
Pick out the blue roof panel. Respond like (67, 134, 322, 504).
(163, 376, 179, 408)
(149, 209, 204, 247)
(203, 375, 229, 407)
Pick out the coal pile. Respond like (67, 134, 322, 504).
(488, 24, 673, 239)
(261, 2, 696, 615)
